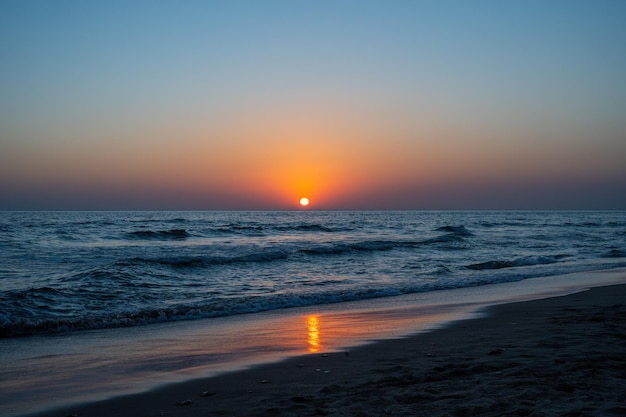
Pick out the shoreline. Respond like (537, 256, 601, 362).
(23, 275, 626, 417)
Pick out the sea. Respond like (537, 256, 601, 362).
(2, 210, 626, 416)
(2, 210, 626, 338)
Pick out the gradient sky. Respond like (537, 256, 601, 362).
(1, 0, 625, 210)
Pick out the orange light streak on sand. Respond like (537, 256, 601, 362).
(307, 315, 321, 352)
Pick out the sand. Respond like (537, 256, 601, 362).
(29, 282, 626, 417)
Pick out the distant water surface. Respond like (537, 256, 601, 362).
(1, 210, 625, 338)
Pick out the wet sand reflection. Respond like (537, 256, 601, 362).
(307, 315, 321, 352)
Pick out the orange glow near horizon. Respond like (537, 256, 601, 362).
(4, 94, 625, 210)
(204, 104, 372, 208)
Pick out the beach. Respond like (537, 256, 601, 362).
(27, 278, 626, 417)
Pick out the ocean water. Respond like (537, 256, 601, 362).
(1, 210, 626, 338)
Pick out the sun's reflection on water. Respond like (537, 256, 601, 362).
(307, 315, 321, 352)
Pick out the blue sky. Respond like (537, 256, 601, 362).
(1, 0, 625, 209)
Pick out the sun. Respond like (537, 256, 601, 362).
(299, 197, 310, 207)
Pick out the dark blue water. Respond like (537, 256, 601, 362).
(2, 210, 625, 337)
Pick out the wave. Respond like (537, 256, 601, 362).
(300, 240, 403, 256)
(601, 248, 625, 258)
(421, 225, 473, 247)
(213, 222, 342, 235)
(465, 260, 515, 270)
(122, 234, 477, 266)
(0, 275, 518, 337)
(0, 260, 603, 338)
(51, 238, 413, 280)
(124, 240, 406, 267)
(214, 224, 264, 234)
(126, 250, 290, 268)
(3, 259, 626, 338)
(117, 238, 417, 267)
(6, 286, 64, 302)
(126, 229, 191, 240)
(435, 225, 473, 236)
(0, 293, 351, 337)
(277, 224, 337, 232)
(74, 220, 116, 226)
(466, 255, 567, 271)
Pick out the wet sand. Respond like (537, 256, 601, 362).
(31, 282, 626, 417)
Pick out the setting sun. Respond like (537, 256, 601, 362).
(299, 197, 310, 207)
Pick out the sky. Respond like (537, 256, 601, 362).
(1, 0, 625, 210)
